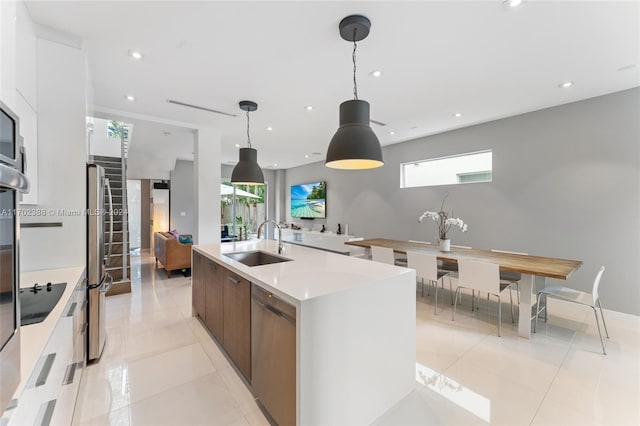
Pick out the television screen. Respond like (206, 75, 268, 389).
(291, 181, 326, 218)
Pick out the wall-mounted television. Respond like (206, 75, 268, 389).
(291, 181, 326, 219)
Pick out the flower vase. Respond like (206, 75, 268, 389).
(439, 239, 451, 252)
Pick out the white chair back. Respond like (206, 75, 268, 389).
(592, 266, 606, 305)
(458, 259, 500, 294)
(371, 246, 395, 265)
(406, 251, 439, 282)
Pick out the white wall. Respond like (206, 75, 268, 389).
(193, 128, 221, 245)
(169, 160, 195, 235)
(89, 117, 122, 158)
(286, 88, 640, 316)
(15, 1, 38, 204)
(20, 35, 88, 271)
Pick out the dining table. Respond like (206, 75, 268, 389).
(344, 238, 583, 339)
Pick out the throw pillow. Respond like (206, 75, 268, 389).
(179, 235, 193, 244)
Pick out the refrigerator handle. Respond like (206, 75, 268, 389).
(105, 177, 114, 262)
(100, 273, 113, 294)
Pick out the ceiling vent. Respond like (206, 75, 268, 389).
(167, 99, 236, 117)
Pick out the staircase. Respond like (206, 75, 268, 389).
(93, 155, 132, 296)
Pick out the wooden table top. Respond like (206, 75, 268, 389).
(345, 238, 582, 280)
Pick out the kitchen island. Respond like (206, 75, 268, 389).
(193, 240, 416, 425)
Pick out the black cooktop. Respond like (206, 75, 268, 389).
(20, 282, 67, 326)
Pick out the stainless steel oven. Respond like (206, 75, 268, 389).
(0, 100, 29, 412)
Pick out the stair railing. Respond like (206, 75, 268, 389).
(120, 130, 129, 281)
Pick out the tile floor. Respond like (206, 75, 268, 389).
(75, 253, 640, 425)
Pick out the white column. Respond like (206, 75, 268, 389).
(193, 128, 221, 245)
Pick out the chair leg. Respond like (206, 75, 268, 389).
(597, 299, 610, 338)
(509, 287, 514, 323)
(592, 307, 607, 355)
(434, 280, 439, 315)
(452, 287, 461, 322)
(498, 295, 502, 337)
(516, 282, 520, 304)
(544, 293, 548, 322)
(471, 290, 475, 311)
(449, 276, 454, 305)
(534, 292, 542, 333)
(421, 277, 424, 297)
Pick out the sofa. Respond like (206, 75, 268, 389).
(154, 231, 193, 278)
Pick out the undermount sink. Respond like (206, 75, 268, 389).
(224, 250, 291, 267)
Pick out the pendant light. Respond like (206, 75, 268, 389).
(231, 100, 264, 185)
(325, 15, 384, 170)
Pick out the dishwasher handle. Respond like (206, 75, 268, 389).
(253, 294, 296, 326)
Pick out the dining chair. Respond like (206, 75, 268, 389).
(534, 266, 609, 355)
(491, 249, 529, 304)
(371, 246, 396, 265)
(439, 245, 472, 304)
(346, 237, 367, 258)
(453, 259, 514, 337)
(406, 251, 449, 314)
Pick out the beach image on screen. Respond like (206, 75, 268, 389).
(291, 181, 326, 218)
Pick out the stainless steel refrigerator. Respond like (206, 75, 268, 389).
(86, 164, 113, 362)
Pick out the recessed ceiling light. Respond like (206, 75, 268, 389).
(125, 95, 135, 101)
(266, 126, 273, 131)
(504, 0, 523, 7)
(558, 81, 574, 88)
(304, 105, 314, 111)
(388, 131, 395, 135)
(129, 50, 143, 60)
(454, 112, 463, 118)
(273, 163, 278, 167)
(370, 70, 383, 77)
(235, 144, 240, 148)
(305, 154, 309, 158)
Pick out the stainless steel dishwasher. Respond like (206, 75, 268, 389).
(251, 284, 296, 426)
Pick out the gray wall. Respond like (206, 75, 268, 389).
(285, 88, 640, 316)
(170, 160, 196, 235)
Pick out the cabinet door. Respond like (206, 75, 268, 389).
(204, 260, 224, 341)
(223, 271, 251, 380)
(191, 252, 206, 320)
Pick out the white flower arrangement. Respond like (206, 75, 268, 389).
(418, 195, 468, 240)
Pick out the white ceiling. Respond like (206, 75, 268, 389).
(26, 1, 640, 177)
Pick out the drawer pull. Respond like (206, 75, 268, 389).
(38, 399, 56, 426)
(36, 353, 56, 387)
(228, 276, 240, 284)
(66, 302, 77, 317)
(62, 362, 77, 385)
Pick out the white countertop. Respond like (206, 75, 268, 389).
(16, 266, 85, 396)
(193, 240, 411, 304)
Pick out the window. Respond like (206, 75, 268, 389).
(401, 150, 492, 188)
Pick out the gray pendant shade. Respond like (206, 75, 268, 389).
(325, 99, 384, 169)
(231, 147, 264, 185)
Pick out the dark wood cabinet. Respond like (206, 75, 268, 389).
(223, 270, 252, 381)
(191, 251, 206, 320)
(205, 260, 224, 341)
(192, 250, 251, 382)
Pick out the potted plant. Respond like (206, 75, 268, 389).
(419, 195, 468, 252)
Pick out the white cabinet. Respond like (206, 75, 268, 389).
(277, 228, 365, 256)
(15, 94, 38, 204)
(7, 275, 87, 426)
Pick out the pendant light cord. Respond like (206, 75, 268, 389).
(352, 29, 358, 100)
(246, 110, 252, 148)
